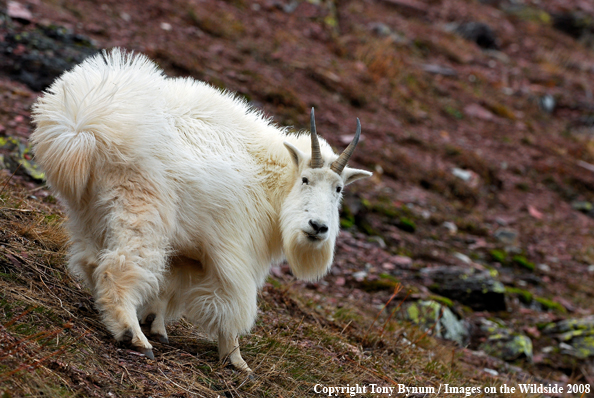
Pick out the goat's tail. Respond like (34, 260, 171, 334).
(31, 49, 164, 204)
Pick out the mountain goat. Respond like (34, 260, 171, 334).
(31, 49, 371, 371)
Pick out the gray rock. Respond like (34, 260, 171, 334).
(420, 266, 506, 311)
(404, 300, 470, 345)
(553, 12, 594, 40)
(455, 22, 498, 49)
(571, 201, 593, 213)
(494, 228, 518, 245)
(0, 135, 44, 181)
(542, 316, 594, 359)
(442, 221, 458, 235)
(479, 319, 533, 361)
(0, 24, 98, 91)
(422, 64, 457, 76)
(452, 167, 473, 181)
(369, 22, 392, 37)
(539, 94, 555, 113)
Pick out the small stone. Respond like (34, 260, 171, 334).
(382, 262, 396, 270)
(452, 167, 473, 181)
(464, 103, 495, 121)
(335, 276, 346, 286)
(352, 271, 367, 281)
(539, 94, 555, 113)
(283, 0, 299, 13)
(453, 252, 471, 264)
(442, 221, 458, 235)
(571, 201, 593, 213)
(537, 263, 551, 273)
(422, 64, 457, 76)
(588, 265, 594, 273)
(483, 368, 498, 376)
(160, 22, 172, 31)
(391, 255, 413, 268)
(270, 266, 283, 278)
(7, 1, 33, 22)
(494, 228, 518, 245)
(367, 236, 386, 249)
(455, 22, 498, 49)
(495, 217, 508, 226)
(559, 342, 575, 352)
(528, 205, 542, 219)
(369, 22, 392, 37)
(339, 134, 363, 145)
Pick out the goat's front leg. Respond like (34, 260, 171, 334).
(219, 333, 251, 372)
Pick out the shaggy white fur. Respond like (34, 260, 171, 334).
(31, 49, 371, 370)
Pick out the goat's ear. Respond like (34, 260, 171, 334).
(283, 141, 306, 168)
(342, 167, 372, 185)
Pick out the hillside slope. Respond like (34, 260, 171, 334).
(2, 0, 594, 396)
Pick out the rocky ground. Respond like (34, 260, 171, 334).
(2, 0, 594, 396)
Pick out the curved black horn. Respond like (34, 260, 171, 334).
(330, 118, 361, 174)
(310, 108, 324, 169)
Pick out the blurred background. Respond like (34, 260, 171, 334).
(2, 0, 594, 396)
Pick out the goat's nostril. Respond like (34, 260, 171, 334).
(309, 220, 328, 234)
(309, 219, 319, 232)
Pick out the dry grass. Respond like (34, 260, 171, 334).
(0, 173, 539, 397)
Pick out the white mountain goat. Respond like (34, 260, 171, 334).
(31, 49, 371, 371)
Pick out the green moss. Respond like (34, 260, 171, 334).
(360, 198, 371, 209)
(43, 214, 62, 224)
(509, 6, 552, 24)
(372, 203, 400, 218)
(266, 276, 282, 289)
(505, 287, 533, 304)
(360, 274, 400, 292)
(339, 203, 355, 228)
(428, 294, 453, 307)
(490, 249, 507, 264)
(397, 217, 416, 233)
(535, 297, 566, 313)
(340, 217, 354, 228)
(43, 195, 57, 204)
(333, 307, 361, 322)
(489, 103, 516, 120)
(512, 255, 535, 271)
(444, 145, 462, 156)
(443, 105, 464, 120)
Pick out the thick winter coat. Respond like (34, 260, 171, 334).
(31, 49, 371, 370)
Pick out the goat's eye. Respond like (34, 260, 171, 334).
(336, 186, 342, 193)
(302, 177, 309, 185)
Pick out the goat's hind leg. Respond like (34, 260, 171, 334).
(93, 249, 165, 359)
(93, 193, 170, 359)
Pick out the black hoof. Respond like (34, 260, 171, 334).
(155, 334, 169, 344)
(132, 346, 155, 360)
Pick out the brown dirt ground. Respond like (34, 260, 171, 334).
(2, 0, 594, 396)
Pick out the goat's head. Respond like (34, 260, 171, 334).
(280, 108, 372, 281)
